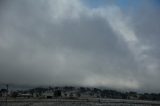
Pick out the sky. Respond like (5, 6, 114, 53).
(0, 0, 160, 92)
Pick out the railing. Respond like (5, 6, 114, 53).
(0, 98, 160, 106)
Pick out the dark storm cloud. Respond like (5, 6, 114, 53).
(0, 0, 159, 92)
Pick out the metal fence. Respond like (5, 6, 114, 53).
(0, 99, 160, 106)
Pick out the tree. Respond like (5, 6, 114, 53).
(54, 90, 61, 97)
(77, 93, 81, 97)
(11, 92, 18, 98)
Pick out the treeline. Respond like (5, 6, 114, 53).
(27, 86, 160, 100)
(1, 86, 160, 101)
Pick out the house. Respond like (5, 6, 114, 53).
(42, 90, 54, 99)
(18, 93, 32, 98)
(61, 91, 80, 99)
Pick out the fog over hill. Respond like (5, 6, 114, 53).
(0, 0, 160, 92)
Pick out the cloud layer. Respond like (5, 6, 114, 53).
(0, 0, 160, 92)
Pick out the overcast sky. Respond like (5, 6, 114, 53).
(0, 0, 160, 92)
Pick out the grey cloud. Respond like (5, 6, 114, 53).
(0, 0, 159, 92)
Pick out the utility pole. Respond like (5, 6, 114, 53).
(5, 84, 8, 106)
